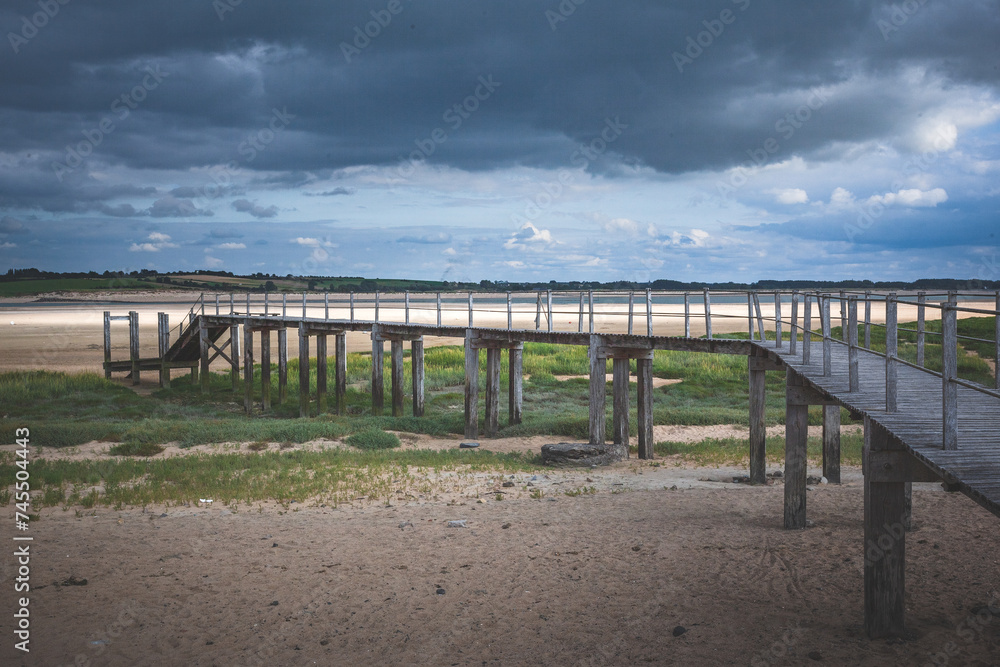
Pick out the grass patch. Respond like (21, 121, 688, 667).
(346, 428, 400, 450)
(108, 442, 165, 457)
(653, 432, 864, 467)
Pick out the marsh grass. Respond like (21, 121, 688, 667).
(654, 432, 865, 467)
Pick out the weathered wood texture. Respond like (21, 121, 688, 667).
(464, 331, 479, 439)
(335, 333, 347, 415)
(784, 368, 809, 529)
(277, 328, 288, 405)
(244, 322, 254, 414)
(317, 334, 328, 414)
(298, 324, 309, 418)
(748, 351, 767, 485)
(612, 358, 630, 448)
(589, 335, 606, 445)
(260, 331, 271, 411)
(508, 344, 523, 426)
(411, 338, 424, 417)
(636, 357, 654, 460)
(822, 404, 841, 484)
(390, 339, 403, 417)
(485, 347, 501, 437)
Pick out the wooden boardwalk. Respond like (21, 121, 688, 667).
(102, 289, 1000, 639)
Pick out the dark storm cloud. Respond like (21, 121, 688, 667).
(232, 198, 279, 218)
(2, 1, 997, 185)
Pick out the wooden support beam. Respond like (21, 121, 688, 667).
(588, 335, 606, 445)
(848, 297, 859, 392)
(371, 326, 384, 416)
(646, 289, 652, 336)
(802, 294, 812, 364)
(774, 292, 782, 348)
(198, 315, 209, 393)
(863, 416, 907, 638)
(298, 323, 309, 418)
(684, 292, 691, 338)
(703, 289, 712, 339)
(822, 404, 841, 484)
(748, 352, 767, 485)
(784, 368, 809, 529)
(485, 347, 501, 437)
(130, 311, 141, 386)
(822, 296, 832, 376)
(243, 322, 254, 414)
(885, 294, 898, 413)
(864, 291, 872, 349)
(230, 324, 240, 392)
(612, 358, 630, 450)
(390, 338, 403, 417)
(411, 338, 424, 417)
(316, 334, 328, 414)
(464, 330, 479, 439)
(508, 343, 523, 426)
(942, 295, 958, 450)
(627, 292, 634, 335)
(277, 328, 288, 405)
(789, 292, 799, 355)
(916, 292, 926, 367)
(546, 290, 553, 332)
(578, 292, 584, 333)
(866, 450, 942, 483)
(103, 312, 112, 378)
(637, 357, 654, 460)
(158, 313, 170, 389)
(260, 330, 271, 411)
(336, 333, 347, 416)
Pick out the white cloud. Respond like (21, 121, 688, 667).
(500, 260, 526, 269)
(602, 217, 658, 237)
(129, 232, 178, 252)
(657, 228, 712, 248)
(0, 241, 16, 249)
(504, 223, 554, 250)
(291, 237, 336, 248)
(769, 188, 809, 205)
(442, 247, 457, 256)
(129, 243, 161, 252)
(203, 255, 224, 268)
(866, 188, 948, 208)
(148, 232, 172, 242)
(828, 187, 855, 209)
(218, 242, 246, 250)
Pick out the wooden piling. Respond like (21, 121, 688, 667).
(848, 297, 859, 392)
(468, 292, 474, 328)
(298, 323, 309, 418)
(589, 291, 595, 333)
(260, 330, 271, 411)
(916, 292, 926, 367)
(411, 338, 424, 417)
(130, 311, 140, 386)
(627, 292, 634, 335)
(784, 368, 809, 529)
(588, 335, 606, 445)
(464, 330, 479, 439)
(230, 324, 240, 391)
(802, 294, 812, 364)
(885, 294, 898, 413)
(578, 293, 584, 333)
(103, 311, 112, 378)
(158, 313, 170, 388)
(748, 351, 767, 485)
(703, 289, 712, 340)
(335, 333, 347, 415)
(612, 358, 630, 449)
(864, 291, 872, 349)
(863, 416, 907, 638)
(509, 343, 523, 426)
(371, 327, 384, 416)
(485, 347, 500, 437)
(198, 314, 209, 393)
(684, 292, 691, 338)
(243, 321, 254, 414)
(822, 296, 832, 376)
(789, 292, 799, 355)
(637, 356, 653, 460)
(277, 328, 288, 405)
(390, 339, 403, 417)
(823, 404, 841, 484)
(646, 289, 652, 336)
(942, 295, 958, 450)
(546, 290, 553, 332)
(774, 292, 782, 348)
(506, 292, 512, 330)
(317, 334, 328, 414)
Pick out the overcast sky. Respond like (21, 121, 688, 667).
(0, 0, 998, 283)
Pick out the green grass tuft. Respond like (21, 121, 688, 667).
(346, 428, 400, 450)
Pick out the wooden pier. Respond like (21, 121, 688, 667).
(103, 288, 1000, 640)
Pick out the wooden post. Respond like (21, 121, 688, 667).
(217, 294, 221, 316)
(628, 291, 634, 335)
(375, 291, 380, 323)
(260, 330, 271, 412)
(848, 297, 859, 392)
(129, 311, 140, 386)
(823, 405, 841, 484)
(507, 292, 512, 330)
(578, 293, 584, 333)
(747, 293, 755, 341)
(646, 289, 652, 336)
(637, 356, 654, 460)
(281, 293, 286, 318)
(230, 324, 240, 391)
(684, 292, 691, 338)
(822, 296, 832, 376)
(246, 292, 251, 316)
(298, 323, 309, 418)
(335, 333, 346, 416)
(789, 291, 799, 355)
(263, 292, 268, 315)
(198, 314, 209, 393)
(774, 292, 782, 348)
(350, 292, 355, 322)
(324, 293, 329, 320)
(371, 326, 384, 416)
(436, 292, 442, 327)
(411, 338, 424, 417)
(103, 311, 112, 378)
(863, 416, 907, 638)
(802, 294, 812, 364)
(302, 292, 307, 319)
(588, 335, 606, 445)
(916, 292, 926, 367)
(316, 334, 328, 414)
(485, 347, 501, 437)
(589, 290, 595, 334)
(243, 321, 254, 415)
(612, 358, 630, 450)
(864, 291, 872, 349)
(546, 290, 553, 332)
(468, 292, 474, 328)
(748, 351, 767, 485)
(535, 293, 541, 331)
(839, 290, 847, 341)
(464, 330, 479, 439)
(942, 295, 958, 450)
(158, 313, 170, 388)
(390, 339, 403, 417)
(703, 289, 712, 340)
(404, 291, 410, 324)
(509, 343, 523, 426)
(277, 328, 288, 404)
(784, 368, 809, 529)
(995, 291, 1000, 391)
(885, 294, 897, 413)
(754, 293, 765, 341)
(231, 293, 235, 315)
